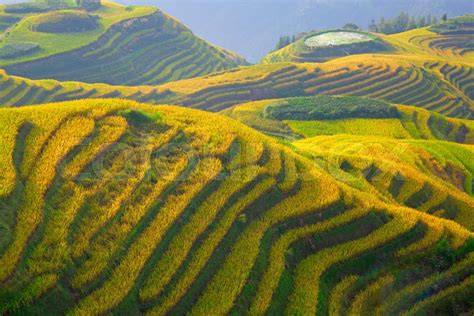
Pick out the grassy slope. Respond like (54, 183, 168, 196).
(0, 99, 472, 315)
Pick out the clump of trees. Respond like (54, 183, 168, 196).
(275, 35, 296, 50)
(369, 12, 444, 34)
(342, 23, 360, 30)
(275, 32, 308, 50)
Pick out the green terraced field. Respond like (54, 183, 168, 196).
(0, 100, 472, 315)
(0, 2, 156, 65)
(0, 2, 246, 85)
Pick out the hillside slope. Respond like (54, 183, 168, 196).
(1, 54, 473, 119)
(262, 30, 392, 64)
(263, 15, 474, 64)
(0, 2, 246, 85)
(0, 99, 472, 315)
(224, 96, 474, 230)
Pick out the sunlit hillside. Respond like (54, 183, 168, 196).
(224, 96, 474, 230)
(263, 15, 474, 63)
(0, 100, 472, 315)
(0, 4, 473, 315)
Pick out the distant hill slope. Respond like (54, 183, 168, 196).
(1, 55, 473, 119)
(0, 100, 473, 315)
(263, 15, 474, 64)
(0, 1, 246, 85)
(262, 30, 392, 64)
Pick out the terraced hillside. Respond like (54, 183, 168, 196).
(0, 100, 473, 315)
(223, 96, 474, 142)
(264, 15, 474, 64)
(0, 2, 246, 85)
(1, 55, 473, 119)
(224, 96, 474, 230)
(262, 30, 392, 63)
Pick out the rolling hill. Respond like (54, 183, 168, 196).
(1, 55, 473, 119)
(0, 7, 473, 315)
(0, 1, 246, 85)
(223, 96, 474, 230)
(262, 30, 393, 64)
(0, 100, 473, 315)
(263, 15, 474, 63)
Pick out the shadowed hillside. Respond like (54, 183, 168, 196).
(1, 56, 473, 119)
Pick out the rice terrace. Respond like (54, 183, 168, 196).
(0, 0, 473, 315)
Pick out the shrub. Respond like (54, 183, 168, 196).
(265, 96, 400, 121)
(31, 11, 99, 33)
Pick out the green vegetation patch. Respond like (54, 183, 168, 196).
(430, 14, 474, 35)
(304, 31, 374, 48)
(0, 2, 157, 66)
(119, 109, 162, 128)
(31, 11, 99, 33)
(265, 96, 400, 121)
(0, 42, 39, 59)
(286, 118, 411, 138)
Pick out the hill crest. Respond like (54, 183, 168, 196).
(0, 1, 247, 85)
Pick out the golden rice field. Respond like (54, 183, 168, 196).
(0, 7, 473, 315)
(0, 99, 472, 315)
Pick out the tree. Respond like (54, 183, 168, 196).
(369, 19, 378, 32)
(408, 17, 417, 30)
(370, 12, 439, 35)
(426, 14, 433, 25)
(442, 14, 448, 22)
(392, 12, 410, 32)
(417, 16, 426, 27)
(342, 23, 360, 30)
